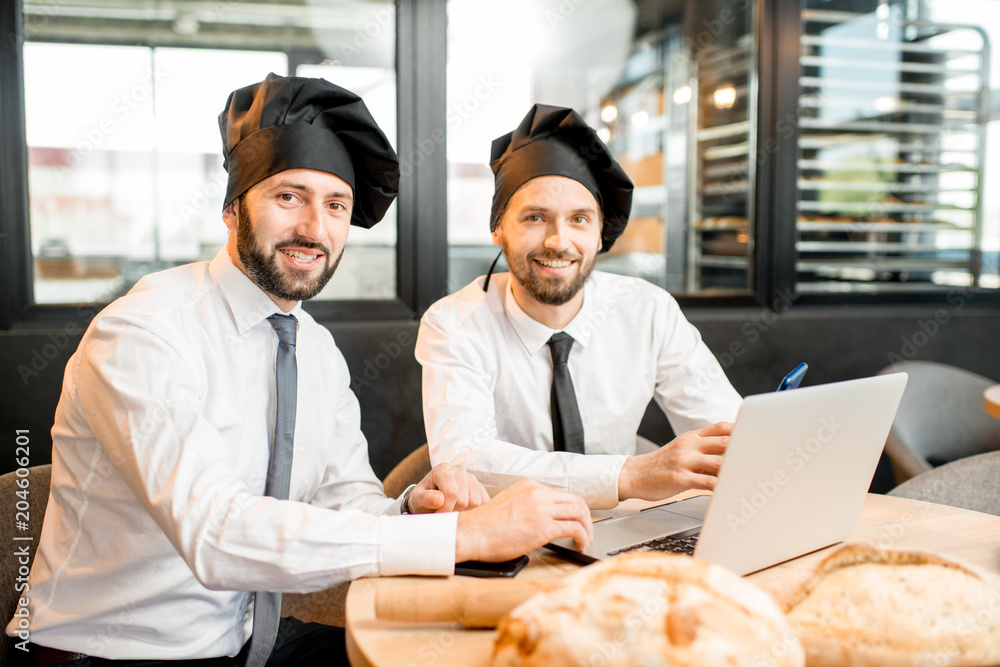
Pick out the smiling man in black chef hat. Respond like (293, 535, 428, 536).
(416, 104, 743, 512)
(218, 72, 400, 308)
(9, 76, 593, 667)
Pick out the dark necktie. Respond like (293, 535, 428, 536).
(246, 313, 297, 667)
(548, 332, 585, 454)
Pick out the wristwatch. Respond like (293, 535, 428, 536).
(399, 484, 417, 515)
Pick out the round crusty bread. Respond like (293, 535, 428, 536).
(785, 544, 1000, 667)
(492, 552, 804, 667)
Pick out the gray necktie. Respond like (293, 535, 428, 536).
(548, 333, 585, 454)
(246, 313, 297, 667)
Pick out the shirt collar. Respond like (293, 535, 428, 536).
(503, 276, 595, 356)
(209, 249, 303, 335)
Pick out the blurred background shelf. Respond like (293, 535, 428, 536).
(593, 0, 992, 296)
(796, 9, 989, 294)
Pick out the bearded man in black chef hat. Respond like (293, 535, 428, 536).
(416, 104, 743, 511)
(8, 75, 593, 667)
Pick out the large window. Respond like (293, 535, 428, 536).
(20, 0, 397, 305)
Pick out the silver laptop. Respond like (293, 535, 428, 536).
(546, 372, 908, 575)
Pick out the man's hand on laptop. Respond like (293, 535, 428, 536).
(454, 479, 593, 562)
(408, 462, 491, 513)
(617, 421, 733, 501)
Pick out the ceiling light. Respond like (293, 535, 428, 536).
(172, 13, 199, 36)
(713, 85, 736, 109)
(873, 96, 898, 112)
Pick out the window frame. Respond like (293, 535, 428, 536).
(1, 1, 33, 330)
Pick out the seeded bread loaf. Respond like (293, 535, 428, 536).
(785, 545, 1000, 667)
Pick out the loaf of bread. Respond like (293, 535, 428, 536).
(785, 545, 1000, 667)
(492, 552, 804, 667)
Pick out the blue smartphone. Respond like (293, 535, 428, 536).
(777, 362, 808, 391)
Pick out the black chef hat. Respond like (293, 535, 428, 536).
(489, 104, 633, 252)
(219, 72, 398, 229)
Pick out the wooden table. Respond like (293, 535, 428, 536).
(985, 384, 1000, 420)
(345, 494, 1000, 667)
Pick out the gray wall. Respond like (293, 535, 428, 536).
(3, 305, 999, 487)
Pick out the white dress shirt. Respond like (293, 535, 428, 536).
(10, 250, 456, 660)
(416, 271, 743, 509)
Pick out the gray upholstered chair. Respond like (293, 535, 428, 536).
(1, 464, 52, 664)
(887, 450, 1000, 516)
(877, 361, 1000, 484)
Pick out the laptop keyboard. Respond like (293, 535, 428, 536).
(608, 531, 701, 557)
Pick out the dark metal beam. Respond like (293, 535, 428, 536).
(756, 0, 800, 309)
(395, 0, 447, 316)
(0, 1, 33, 329)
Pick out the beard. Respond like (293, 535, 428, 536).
(235, 196, 342, 302)
(500, 238, 596, 307)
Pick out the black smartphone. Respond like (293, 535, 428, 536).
(454, 555, 529, 578)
